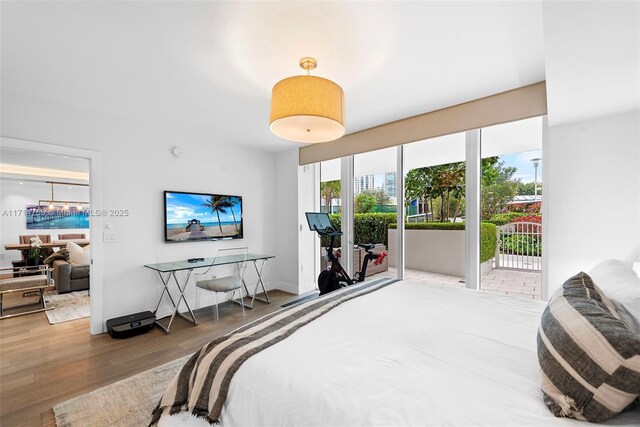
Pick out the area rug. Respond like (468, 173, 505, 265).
(45, 290, 90, 324)
(53, 355, 189, 427)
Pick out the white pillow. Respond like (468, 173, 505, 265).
(626, 243, 640, 262)
(66, 241, 91, 267)
(589, 259, 640, 332)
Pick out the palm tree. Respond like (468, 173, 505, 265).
(202, 195, 229, 234)
(320, 180, 341, 213)
(225, 197, 240, 231)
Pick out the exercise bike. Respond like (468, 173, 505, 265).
(306, 212, 387, 296)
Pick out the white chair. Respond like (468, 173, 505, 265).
(195, 247, 248, 321)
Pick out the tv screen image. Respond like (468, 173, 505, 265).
(164, 191, 243, 242)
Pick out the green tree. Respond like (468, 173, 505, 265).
(404, 167, 436, 220)
(516, 181, 542, 195)
(202, 195, 230, 233)
(436, 162, 465, 222)
(320, 180, 341, 213)
(404, 156, 520, 222)
(361, 188, 391, 206)
(355, 192, 376, 213)
(481, 159, 518, 220)
(481, 157, 500, 186)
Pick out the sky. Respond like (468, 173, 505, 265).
(499, 149, 542, 183)
(165, 192, 242, 225)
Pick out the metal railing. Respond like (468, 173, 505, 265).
(495, 222, 542, 271)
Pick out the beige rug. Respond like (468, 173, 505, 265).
(53, 355, 189, 427)
(45, 290, 90, 324)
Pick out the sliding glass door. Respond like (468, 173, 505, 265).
(480, 117, 543, 299)
(352, 147, 398, 281)
(308, 117, 545, 297)
(401, 133, 467, 287)
(318, 158, 342, 275)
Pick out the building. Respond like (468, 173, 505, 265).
(384, 172, 396, 198)
(354, 175, 375, 195)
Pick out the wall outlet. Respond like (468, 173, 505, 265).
(103, 232, 116, 242)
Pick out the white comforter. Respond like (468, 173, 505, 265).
(161, 280, 640, 426)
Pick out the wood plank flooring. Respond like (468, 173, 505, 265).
(0, 291, 296, 427)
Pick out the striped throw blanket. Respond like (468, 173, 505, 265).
(150, 278, 396, 426)
(538, 272, 640, 422)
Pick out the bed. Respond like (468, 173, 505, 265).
(158, 279, 640, 426)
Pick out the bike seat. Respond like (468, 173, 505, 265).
(358, 244, 376, 251)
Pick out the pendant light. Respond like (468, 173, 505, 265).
(269, 57, 345, 143)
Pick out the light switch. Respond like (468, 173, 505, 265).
(103, 232, 116, 242)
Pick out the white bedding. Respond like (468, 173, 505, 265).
(160, 280, 640, 426)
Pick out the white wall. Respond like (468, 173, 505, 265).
(274, 148, 320, 295)
(545, 110, 640, 296)
(0, 179, 90, 266)
(274, 149, 299, 293)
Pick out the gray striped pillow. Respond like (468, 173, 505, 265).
(538, 272, 640, 422)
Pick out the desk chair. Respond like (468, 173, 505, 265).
(195, 247, 248, 321)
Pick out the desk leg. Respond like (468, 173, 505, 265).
(231, 259, 270, 309)
(171, 270, 198, 325)
(154, 270, 198, 334)
(250, 259, 271, 306)
(153, 272, 177, 314)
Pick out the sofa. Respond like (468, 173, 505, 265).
(52, 260, 90, 293)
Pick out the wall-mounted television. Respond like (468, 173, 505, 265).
(164, 191, 243, 243)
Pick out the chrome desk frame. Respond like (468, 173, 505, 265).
(151, 269, 198, 334)
(236, 258, 271, 309)
(145, 253, 274, 334)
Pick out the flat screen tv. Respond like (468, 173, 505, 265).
(164, 191, 243, 243)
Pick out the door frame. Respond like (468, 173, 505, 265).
(1, 137, 105, 335)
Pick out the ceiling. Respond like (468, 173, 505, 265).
(0, 147, 89, 182)
(0, 1, 546, 152)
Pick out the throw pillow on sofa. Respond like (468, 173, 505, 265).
(66, 242, 90, 267)
(43, 248, 68, 266)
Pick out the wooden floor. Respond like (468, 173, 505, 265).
(0, 291, 297, 427)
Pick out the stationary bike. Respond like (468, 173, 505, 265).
(306, 212, 387, 296)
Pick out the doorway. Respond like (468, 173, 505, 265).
(0, 137, 104, 334)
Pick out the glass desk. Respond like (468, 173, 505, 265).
(144, 253, 275, 334)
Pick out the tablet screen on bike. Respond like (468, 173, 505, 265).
(305, 212, 334, 232)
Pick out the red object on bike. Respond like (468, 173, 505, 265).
(374, 252, 387, 265)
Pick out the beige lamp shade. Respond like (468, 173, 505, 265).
(270, 75, 345, 143)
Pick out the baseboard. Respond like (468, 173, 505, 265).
(270, 281, 299, 295)
(154, 281, 296, 319)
